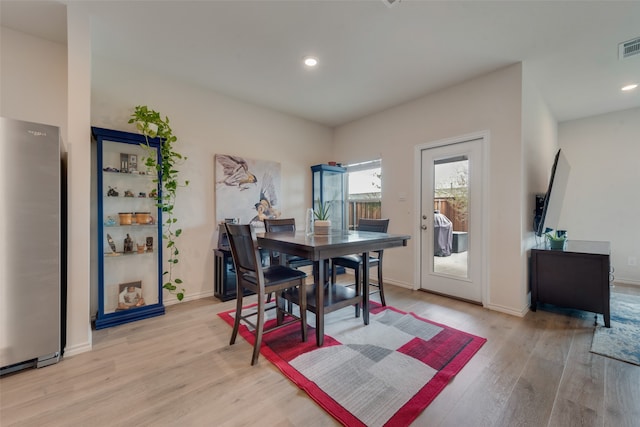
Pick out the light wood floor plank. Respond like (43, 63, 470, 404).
(548, 320, 605, 427)
(604, 358, 640, 427)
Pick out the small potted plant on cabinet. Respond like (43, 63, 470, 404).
(545, 229, 567, 250)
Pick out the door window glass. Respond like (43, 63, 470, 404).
(433, 156, 468, 278)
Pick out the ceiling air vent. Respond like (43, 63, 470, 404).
(619, 37, 640, 60)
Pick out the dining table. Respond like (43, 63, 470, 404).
(257, 229, 411, 346)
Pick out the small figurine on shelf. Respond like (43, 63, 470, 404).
(148, 188, 158, 199)
(146, 236, 153, 252)
(138, 192, 146, 198)
(124, 189, 134, 198)
(104, 216, 116, 226)
(124, 234, 133, 253)
(107, 186, 119, 197)
(107, 233, 117, 253)
(129, 154, 138, 172)
(120, 153, 129, 173)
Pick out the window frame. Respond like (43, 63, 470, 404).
(344, 159, 382, 229)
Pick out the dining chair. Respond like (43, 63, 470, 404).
(263, 218, 314, 269)
(331, 218, 390, 306)
(263, 218, 314, 309)
(225, 223, 308, 365)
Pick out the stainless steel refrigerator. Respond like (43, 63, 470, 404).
(1, 117, 63, 374)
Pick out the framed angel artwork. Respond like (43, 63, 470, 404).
(214, 154, 282, 231)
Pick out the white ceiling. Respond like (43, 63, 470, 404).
(2, 0, 639, 127)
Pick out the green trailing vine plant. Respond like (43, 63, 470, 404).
(128, 105, 189, 301)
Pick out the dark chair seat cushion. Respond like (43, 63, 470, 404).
(243, 265, 307, 287)
(332, 254, 380, 270)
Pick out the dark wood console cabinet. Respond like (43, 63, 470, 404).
(530, 240, 611, 327)
(214, 249, 256, 301)
(214, 249, 238, 301)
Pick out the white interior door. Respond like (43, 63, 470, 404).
(420, 138, 483, 302)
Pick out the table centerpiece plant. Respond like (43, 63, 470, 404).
(314, 199, 331, 235)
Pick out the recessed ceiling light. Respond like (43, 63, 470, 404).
(621, 84, 638, 91)
(303, 56, 318, 67)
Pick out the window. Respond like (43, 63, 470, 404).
(345, 159, 382, 229)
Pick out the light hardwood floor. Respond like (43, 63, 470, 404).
(2, 281, 639, 427)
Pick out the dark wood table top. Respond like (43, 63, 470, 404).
(256, 230, 411, 261)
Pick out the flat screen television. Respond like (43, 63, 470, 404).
(535, 149, 571, 237)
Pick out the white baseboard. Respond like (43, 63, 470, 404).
(385, 278, 529, 317)
(63, 341, 92, 358)
(483, 302, 528, 317)
(164, 289, 213, 306)
(613, 278, 640, 287)
(382, 278, 415, 290)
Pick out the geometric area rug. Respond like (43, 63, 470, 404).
(218, 302, 487, 427)
(591, 292, 640, 366)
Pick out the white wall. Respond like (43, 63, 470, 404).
(333, 64, 528, 315)
(559, 107, 640, 285)
(65, 2, 93, 356)
(0, 27, 67, 138)
(91, 56, 333, 308)
(522, 68, 558, 298)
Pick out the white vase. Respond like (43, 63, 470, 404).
(305, 208, 315, 236)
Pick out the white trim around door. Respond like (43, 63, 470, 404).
(413, 131, 490, 305)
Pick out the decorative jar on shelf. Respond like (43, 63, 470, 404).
(135, 212, 151, 224)
(119, 212, 133, 225)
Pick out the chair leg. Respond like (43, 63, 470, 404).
(285, 285, 293, 312)
(354, 266, 361, 318)
(230, 287, 244, 345)
(299, 281, 307, 342)
(331, 261, 337, 284)
(276, 292, 285, 326)
(377, 263, 386, 306)
(251, 294, 265, 365)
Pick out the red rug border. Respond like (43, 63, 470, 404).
(218, 302, 486, 427)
